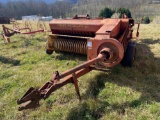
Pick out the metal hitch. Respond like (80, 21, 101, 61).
(17, 87, 41, 111)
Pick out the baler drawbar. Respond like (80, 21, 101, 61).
(17, 48, 110, 111)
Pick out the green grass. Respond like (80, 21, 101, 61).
(0, 23, 160, 120)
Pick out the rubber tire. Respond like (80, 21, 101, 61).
(121, 41, 136, 67)
(46, 49, 53, 55)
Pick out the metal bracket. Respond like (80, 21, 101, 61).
(72, 73, 81, 100)
(51, 71, 60, 83)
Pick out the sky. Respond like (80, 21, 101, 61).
(0, 0, 57, 3)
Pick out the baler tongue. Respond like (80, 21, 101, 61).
(17, 48, 112, 111)
(17, 87, 41, 111)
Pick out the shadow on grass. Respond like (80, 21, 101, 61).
(66, 72, 110, 120)
(66, 38, 160, 119)
(141, 38, 160, 44)
(0, 56, 20, 65)
(54, 52, 86, 61)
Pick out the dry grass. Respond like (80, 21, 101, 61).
(0, 22, 160, 120)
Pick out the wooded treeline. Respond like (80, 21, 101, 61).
(0, 0, 159, 19)
(74, 0, 157, 18)
(0, 0, 73, 19)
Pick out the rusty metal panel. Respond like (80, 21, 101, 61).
(49, 19, 103, 36)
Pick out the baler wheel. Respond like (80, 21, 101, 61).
(121, 41, 136, 67)
(46, 49, 53, 55)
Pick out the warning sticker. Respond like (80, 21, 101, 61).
(87, 42, 92, 48)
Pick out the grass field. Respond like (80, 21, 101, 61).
(0, 22, 160, 120)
